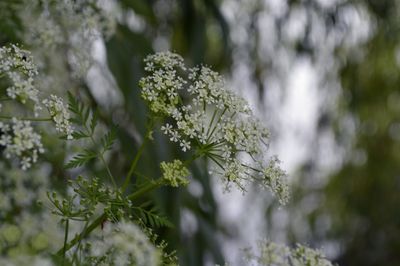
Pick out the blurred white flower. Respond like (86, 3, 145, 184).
(43, 95, 74, 139)
(0, 118, 44, 170)
(0, 44, 41, 115)
(243, 240, 333, 266)
(88, 220, 161, 266)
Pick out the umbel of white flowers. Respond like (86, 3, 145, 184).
(243, 239, 333, 266)
(0, 119, 44, 170)
(140, 52, 289, 205)
(0, 44, 40, 115)
(87, 220, 161, 266)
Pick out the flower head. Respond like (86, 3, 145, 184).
(140, 52, 289, 204)
(0, 45, 41, 115)
(88, 220, 160, 266)
(160, 160, 190, 187)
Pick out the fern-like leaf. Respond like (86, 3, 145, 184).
(90, 110, 98, 134)
(101, 126, 117, 153)
(135, 207, 173, 228)
(68, 91, 92, 127)
(65, 149, 97, 169)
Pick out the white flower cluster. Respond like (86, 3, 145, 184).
(0, 162, 49, 215)
(0, 44, 41, 115)
(43, 95, 74, 139)
(140, 52, 289, 204)
(88, 221, 160, 266)
(160, 159, 190, 187)
(243, 240, 333, 266)
(0, 118, 44, 170)
(20, 0, 117, 77)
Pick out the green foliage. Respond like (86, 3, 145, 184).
(133, 205, 174, 228)
(67, 92, 99, 137)
(65, 149, 97, 169)
(100, 125, 117, 154)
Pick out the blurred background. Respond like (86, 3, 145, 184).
(1, 0, 400, 265)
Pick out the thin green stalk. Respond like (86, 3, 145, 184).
(97, 148, 117, 188)
(87, 127, 117, 189)
(184, 152, 202, 167)
(127, 178, 165, 201)
(122, 136, 148, 192)
(206, 107, 227, 143)
(206, 108, 218, 136)
(207, 154, 225, 170)
(56, 213, 106, 256)
(122, 117, 155, 192)
(62, 219, 70, 263)
(71, 220, 89, 265)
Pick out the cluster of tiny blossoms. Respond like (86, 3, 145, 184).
(0, 44, 40, 115)
(140, 52, 289, 204)
(243, 240, 333, 266)
(87, 221, 160, 266)
(43, 95, 74, 139)
(20, 0, 117, 78)
(160, 160, 190, 187)
(0, 118, 44, 170)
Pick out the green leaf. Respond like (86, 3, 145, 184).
(67, 91, 92, 127)
(65, 149, 97, 169)
(83, 106, 91, 125)
(72, 130, 89, 139)
(101, 126, 118, 153)
(67, 91, 80, 116)
(90, 109, 98, 134)
(135, 207, 174, 228)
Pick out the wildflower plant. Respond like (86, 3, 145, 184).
(0, 10, 332, 263)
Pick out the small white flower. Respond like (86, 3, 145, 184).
(161, 123, 173, 135)
(180, 140, 191, 152)
(169, 130, 180, 142)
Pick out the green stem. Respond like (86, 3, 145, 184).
(62, 219, 70, 263)
(70, 220, 89, 265)
(122, 117, 156, 192)
(184, 152, 202, 167)
(206, 108, 218, 136)
(206, 108, 227, 143)
(101, 154, 117, 187)
(56, 179, 165, 256)
(127, 179, 165, 201)
(56, 213, 107, 256)
(87, 128, 117, 189)
(0, 115, 52, 121)
(55, 147, 198, 256)
(122, 137, 148, 192)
